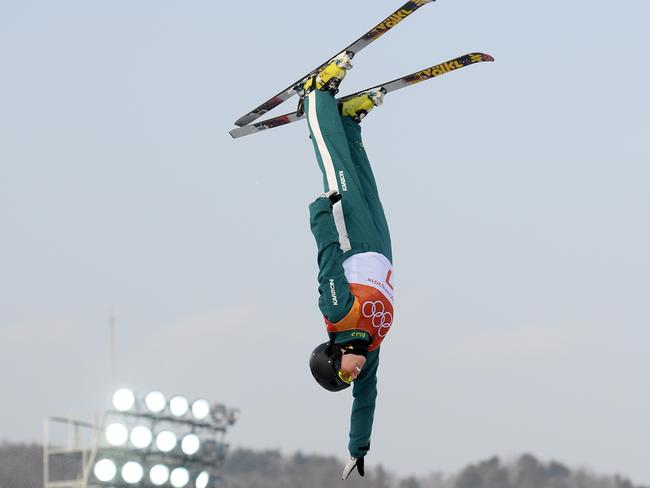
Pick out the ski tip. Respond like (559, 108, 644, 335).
(229, 126, 250, 139)
(480, 53, 495, 62)
(234, 115, 252, 127)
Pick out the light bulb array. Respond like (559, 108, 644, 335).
(112, 389, 239, 424)
(93, 389, 236, 487)
(94, 459, 212, 488)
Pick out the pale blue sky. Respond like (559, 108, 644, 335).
(1, 0, 649, 483)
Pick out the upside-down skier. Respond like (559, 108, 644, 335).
(304, 51, 395, 480)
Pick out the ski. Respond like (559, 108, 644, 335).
(233, 0, 435, 128)
(229, 52, 494, 139)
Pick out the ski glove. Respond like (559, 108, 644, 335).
(324, 190, 342, 205)
(342, 457, 364, 480)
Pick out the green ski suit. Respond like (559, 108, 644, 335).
(305, 89, 394, 459)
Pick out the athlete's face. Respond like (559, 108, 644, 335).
(339, 352, 366, 381)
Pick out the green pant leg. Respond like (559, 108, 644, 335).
(305, 90, 379, 254)
(341, 116, 393, 261)
(348, 348, 380, 458)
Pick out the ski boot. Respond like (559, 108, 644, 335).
(297, 51, 354, 116)
(304, 50, 354, 94)
(340, 87, 387, 123)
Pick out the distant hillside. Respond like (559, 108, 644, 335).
(221, 450, 646, 488)
(1, 441, 646, 488)
(0, 443, 42, 488)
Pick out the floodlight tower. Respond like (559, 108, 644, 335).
(44, 389, 239, 488)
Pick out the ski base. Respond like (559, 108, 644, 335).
(230, 52, 494, 139)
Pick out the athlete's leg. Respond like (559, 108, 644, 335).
(305, 90, 378, 255)
(340, 117, 392, 261)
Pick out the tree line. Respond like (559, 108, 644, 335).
(0, 441, 645, 488)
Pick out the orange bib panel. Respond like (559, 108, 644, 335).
(324, 252, 394, 351)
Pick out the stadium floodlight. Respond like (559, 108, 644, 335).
(169, 395, 189, 417)
(156, 430, 177, 452)
(210, 403, 226, 423)
(180, 433, 200, 456)
(227, 408, 241, 425)
(195, 471, 210, 488)
(145, 391, 167, 413)
(112, 388, 135, 411)
(130, 425, 153, 449)
(170, 467, 190, 488)
(121, 461, 144, 484)
(93, 459, 117, 482)
(191, 399, 210, 420)
(149, 464, 170, 486)
(105, 423, 128, 446)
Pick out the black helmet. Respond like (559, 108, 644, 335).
(309, 341, 351, 392)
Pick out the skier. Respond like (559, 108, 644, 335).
(304, 51, 394, 480)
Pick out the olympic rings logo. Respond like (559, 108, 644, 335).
(361, 300, 393, 337)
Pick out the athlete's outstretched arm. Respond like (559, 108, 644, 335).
(348, 348, 380, 458)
